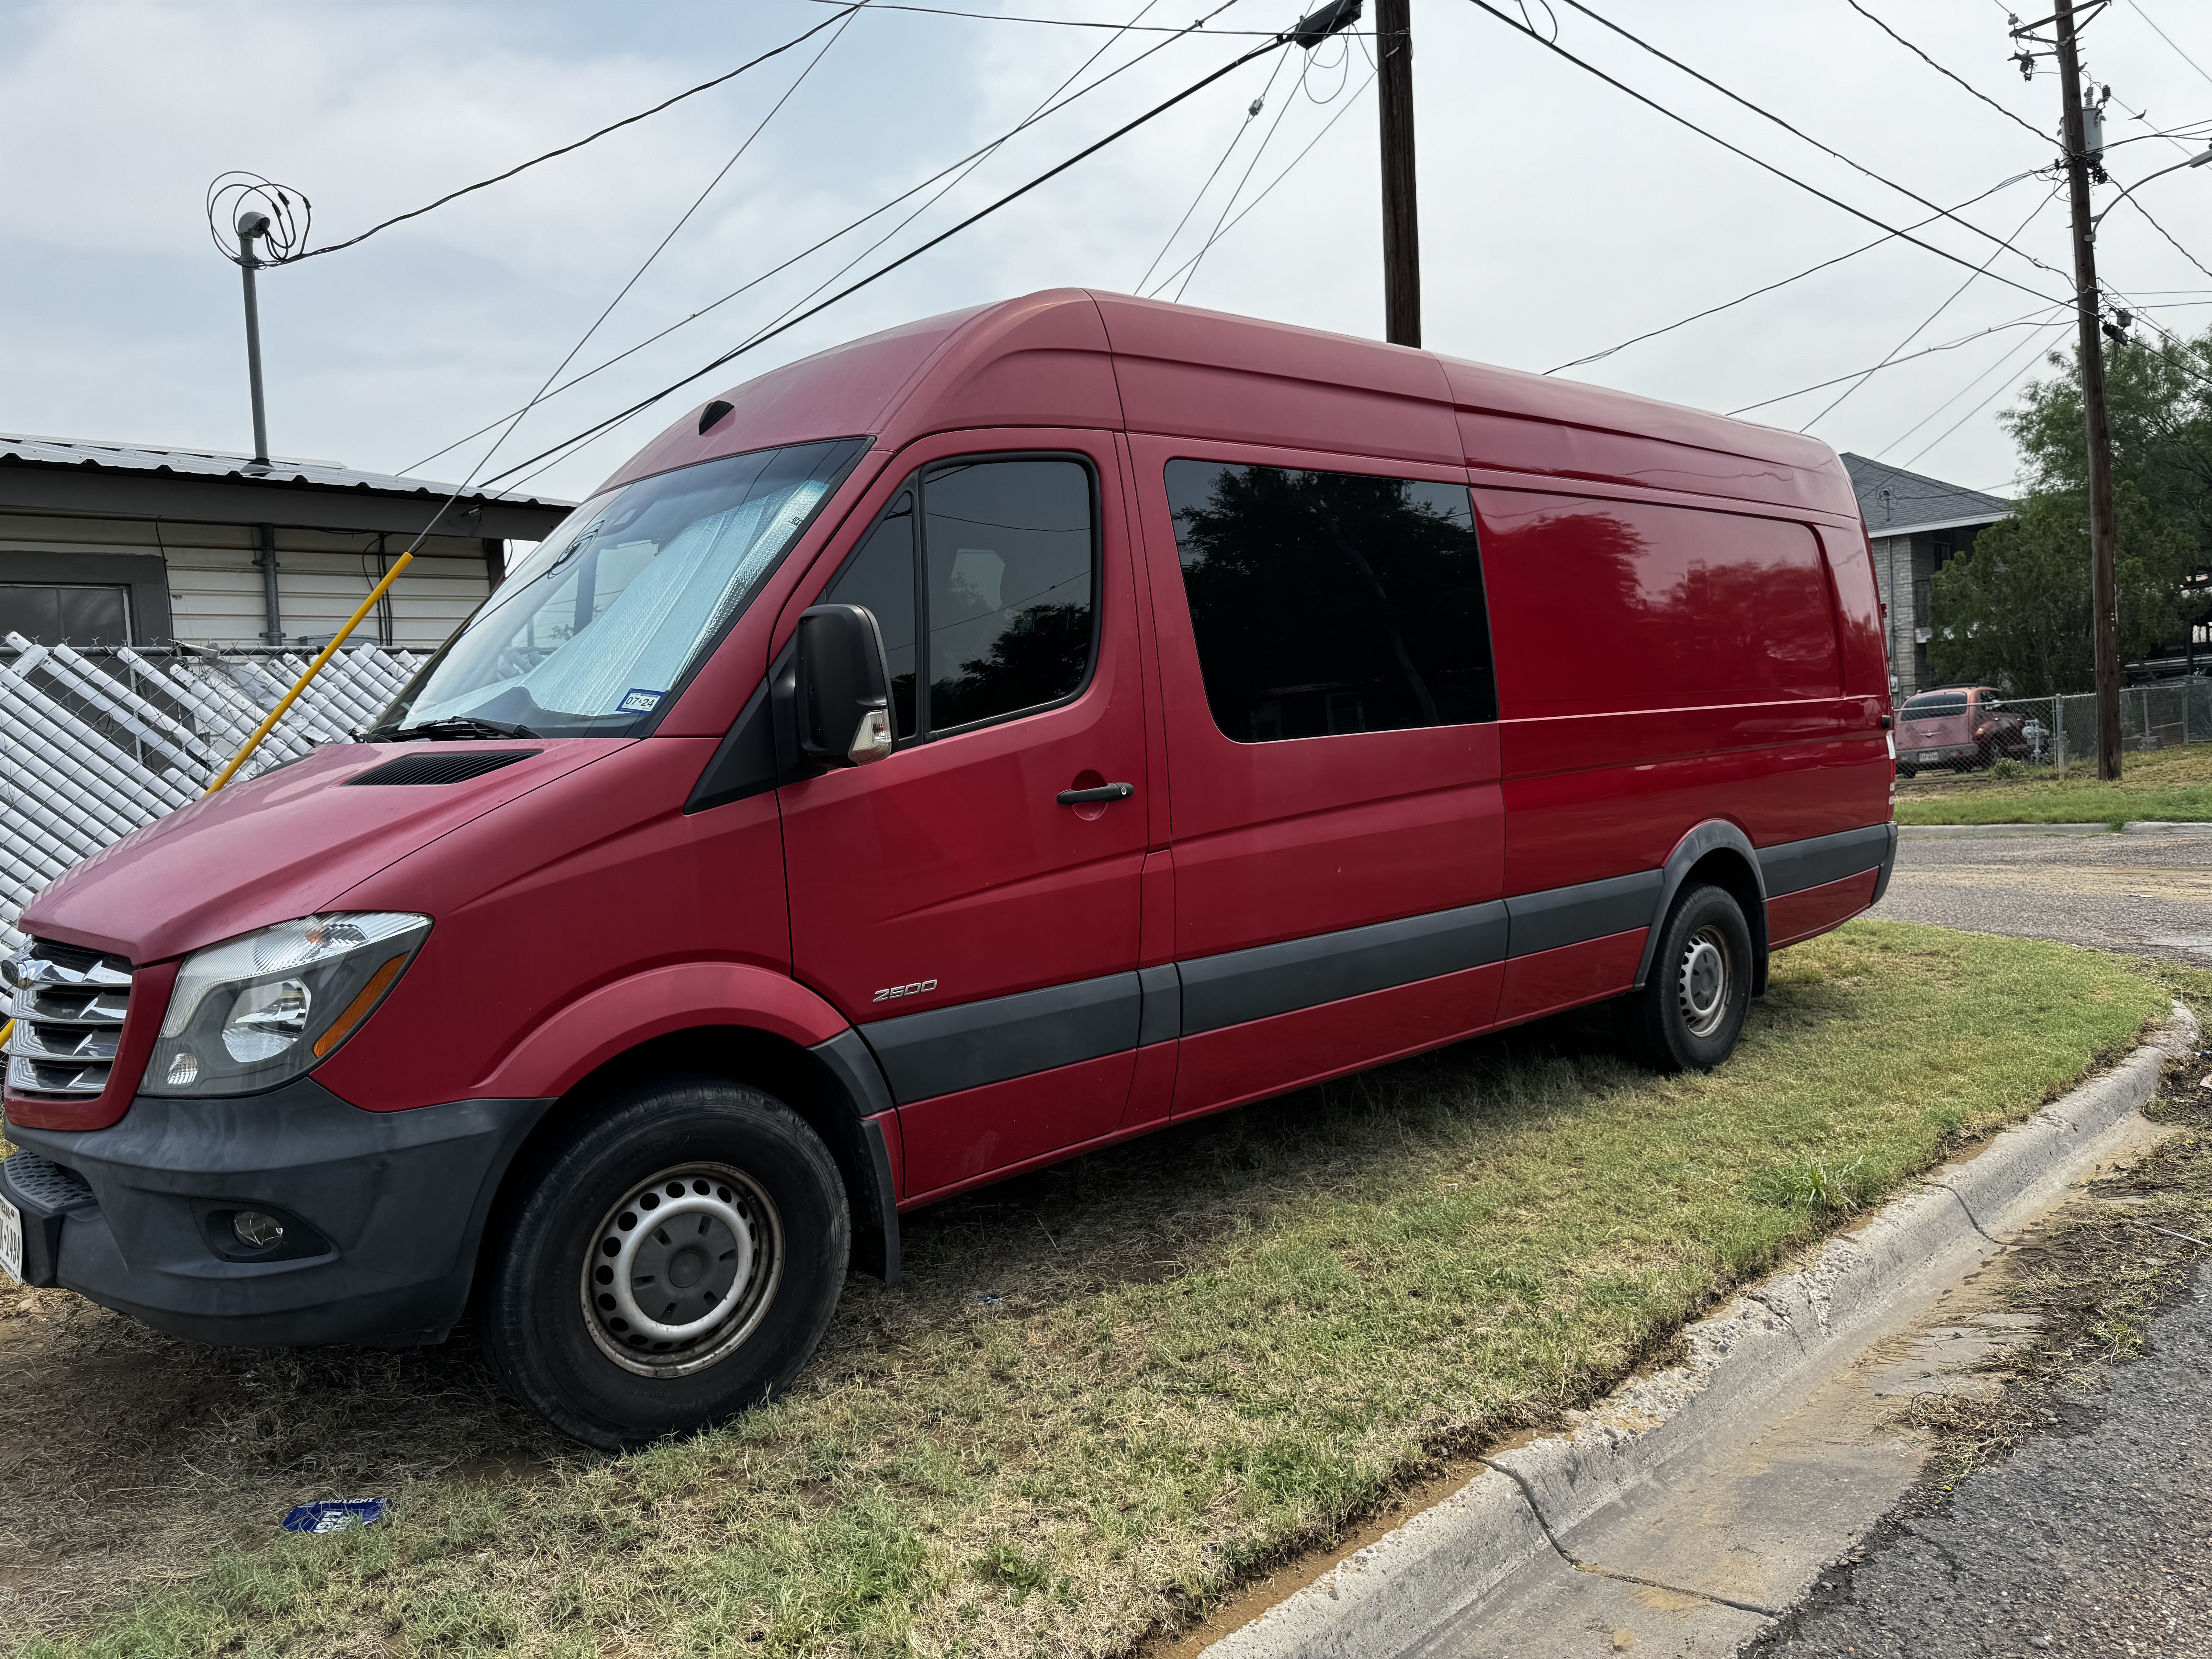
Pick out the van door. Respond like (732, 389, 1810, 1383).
(1127, 437, 1506, 1118)
(779, 433, 1151, 1200)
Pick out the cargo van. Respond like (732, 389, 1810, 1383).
(1, 292, 1897, 1447)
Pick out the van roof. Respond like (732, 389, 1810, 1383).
(603, 289, 1856, 520)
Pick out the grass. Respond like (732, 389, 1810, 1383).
(0, 921, 2171, 1659)
(1895, 742, 2212, 826)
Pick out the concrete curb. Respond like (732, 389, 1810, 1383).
(2122, 820, 2212, 835)
(1202, 1004, 2201, 1659)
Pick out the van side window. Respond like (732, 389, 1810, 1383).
(822, 489, 919, 739)
(1163, 460, 1496, 742)
(822, 456, 1096, 741)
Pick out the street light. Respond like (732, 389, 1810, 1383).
(2091, 144, 2212, 233)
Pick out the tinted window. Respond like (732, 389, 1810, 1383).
(924, 459, 1094, 732)
(1164, 460, 1496, 742)
(823, 455, 1096, 742)
(0, 583, 130, 646)
(822, 489, 919, 738)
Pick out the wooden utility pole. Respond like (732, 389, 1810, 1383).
(1377, 0, 1421, 347)
(2050, 0, 2124, 779)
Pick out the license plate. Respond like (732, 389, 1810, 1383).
(0, 1190, 21, 1287)
(1906, 751, 1937, 763)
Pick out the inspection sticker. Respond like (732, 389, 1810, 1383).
(618, 688, 664, 714)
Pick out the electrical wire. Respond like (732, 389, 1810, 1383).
(1135, 44, 1289, 294)
(1141, 67, 1378, 298)
(1545, 168, 2051, 373)
(479, 5, 860, 486)
(2129, 0, 2212, 91)
(405, 0, 1246, 477)
(799, 0, 1360, 31)
(1540, 0, 2072, 294)
(1841, 0, 2050, 143)
(476, 31, 1300, 489)
(1172, 47, 1308, 300)
(285, 7, 863, 264)
(1800, 182, 2063, 429)
(513, 0, 1185, 489)
(1724, 307, 2071, 416)
(1460, 0, 2074, 309)
(2119, 193, 2212, 282)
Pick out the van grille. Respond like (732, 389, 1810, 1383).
(3, 939, 134, 1098)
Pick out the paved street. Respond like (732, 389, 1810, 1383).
(1758, 1263, 2212, 1659)
(1876, 827, 2212, 965)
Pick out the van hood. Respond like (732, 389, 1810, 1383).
(21, 741, 629, 965)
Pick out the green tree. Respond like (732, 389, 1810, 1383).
(1929, 327, 2212, 693)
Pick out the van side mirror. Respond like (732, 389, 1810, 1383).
(794, 604, 895, 767)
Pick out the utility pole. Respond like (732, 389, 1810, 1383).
(234, 209, 283, 644)
(2047, 0, 2123, 779)
(1376, 0, 1421, 347)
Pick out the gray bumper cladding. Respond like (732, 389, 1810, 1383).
(2, 1080, 550, 1348)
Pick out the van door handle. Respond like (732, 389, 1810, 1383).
(1057, 781, 1135, 805)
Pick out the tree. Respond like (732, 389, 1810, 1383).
(1929, 327, 2212, 693)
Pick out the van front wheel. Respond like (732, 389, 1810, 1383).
(1615, 883, 1753, 1073)
(479, 1077, 850, 1450)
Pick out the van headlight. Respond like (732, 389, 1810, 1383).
(146, 913, 431, 1097)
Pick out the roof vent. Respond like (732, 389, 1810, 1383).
(698, 400, 735, 435)
(345, 750, 539, 787)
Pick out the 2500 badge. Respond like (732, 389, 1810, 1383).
(872, 979, 938, 1003)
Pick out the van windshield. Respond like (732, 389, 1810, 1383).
(369, 438, 866, 740)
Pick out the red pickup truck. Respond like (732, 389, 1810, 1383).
(1893, 686, 2029, 775)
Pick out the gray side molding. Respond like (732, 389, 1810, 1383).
(859, 972, 1142, 1104)
(1632, 820, 1768, 991)
(1138, 964, 1182, 1047)
(809, 1028, 903, 1286)
(1870, 821, 1900, 905)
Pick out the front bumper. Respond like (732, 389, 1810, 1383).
(2, 1080, 549, 1347)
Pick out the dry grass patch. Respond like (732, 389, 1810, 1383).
(2, 921, 2168, 1658)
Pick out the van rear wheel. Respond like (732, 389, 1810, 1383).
(1615, 883, 1753, 1073)
(479, 1076, 849, 1450)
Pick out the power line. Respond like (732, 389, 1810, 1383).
(1171, 46, 1310, 300)
(1800, 182, 2064, 429)
(1142, 67, 1379, 297)
(1541, 0, 2071, 293)
(507, 0, 1184, 490)
(405, 0, 1243, 476)
(2119, 192, 2212, 282)
(289, 8, 863, 264)
(1136, 45, 1290, 294)
(2129, 0, 2212, 91)
(1546, 169, 2049, 374)
(1842, 0, 2051, 143)
(801, 0, 1357, 32)
(1724, 307, 2071, 416)
(477, 32, 1298, 488)
(1460, 0, 2073, 309)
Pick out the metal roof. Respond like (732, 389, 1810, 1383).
(1843, 452, 2013, 539)
(0, 433, 572, 541)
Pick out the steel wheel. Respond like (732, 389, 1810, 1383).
(1676, 923, 1734, 1040)
(580, 1161, 783, 1379)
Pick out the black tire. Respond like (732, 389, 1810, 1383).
(479, 1076, 849, 1450)
(1614, 883, 1754, 1073)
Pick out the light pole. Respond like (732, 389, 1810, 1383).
(2090, 144, 2212, 232)
(235, 210, 273, 469)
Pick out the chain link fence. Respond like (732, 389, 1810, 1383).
(0, 635, 424, 951)
(1895, 679, 2212, 776)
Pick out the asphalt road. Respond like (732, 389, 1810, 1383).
(1757, 1264, 2212, 1659)
(1756, 825, 2212, 1657)
(1875, 827, 2212, 965)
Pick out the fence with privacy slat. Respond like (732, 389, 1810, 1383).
(0, 637, 423, 952)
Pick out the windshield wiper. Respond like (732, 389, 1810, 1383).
(362, 716, 541, 742)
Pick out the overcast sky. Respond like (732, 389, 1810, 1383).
(4, 0, 2209, 508)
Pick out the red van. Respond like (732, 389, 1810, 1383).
(1, 292, 1896, 1446)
